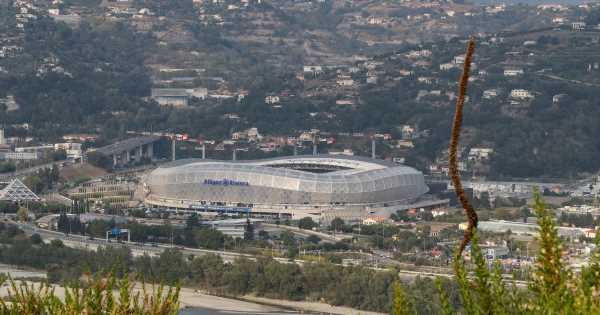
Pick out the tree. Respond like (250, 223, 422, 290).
(258, 230, 270, 240)
(195, 228, 225, 250)
(280, 230, 296, 247)
(185, 213, 199, 230)
(23, 175, 43, 194)
(155, 249, 188, 285)
(330, 217, 345, 232)
(51, 149, 67, 161)
(30, 233, 42, 245)
(0, 162, 16, 173)
(520, 206, 531, 222)
(306, 235, 321, 244)
(16, 207, 29, 222)
(244, 219, 254, 241)
(298, 217, 317, 230)
(86, 151, 112, 169)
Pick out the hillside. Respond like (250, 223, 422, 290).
(1, 0, 600, 179)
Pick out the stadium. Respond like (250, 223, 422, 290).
(142, 155, 429, 222)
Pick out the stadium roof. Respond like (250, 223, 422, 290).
(149, 155, 426, 193)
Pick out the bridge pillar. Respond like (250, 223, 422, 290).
(137, 146, 143, 161)
(147, 143, 154, 160)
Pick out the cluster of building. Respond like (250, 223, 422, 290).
(0, 129, 83, 162)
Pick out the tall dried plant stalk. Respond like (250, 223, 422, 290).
(449, 38, 476, 258)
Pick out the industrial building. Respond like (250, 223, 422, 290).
(142, 155, 428, 222)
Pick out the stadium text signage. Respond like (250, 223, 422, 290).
(203, 179, 250, 186)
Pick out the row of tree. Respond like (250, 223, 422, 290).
(0, 221, 461, 314)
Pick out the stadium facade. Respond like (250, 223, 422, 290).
(142, 155, 428, 222)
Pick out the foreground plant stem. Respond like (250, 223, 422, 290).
(449, 38, 477, 258)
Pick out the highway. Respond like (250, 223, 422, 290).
(9, 219, 256, 263)
(0, 162, 56, 181)
(6, 220, 530, 287)
(262, 223, 350, 243)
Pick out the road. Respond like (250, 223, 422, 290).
(0, 162, 56, 181)
(536, 73, 600, 88)
(9, 220, 284, 264)
(262, 223, 351, 243)
(7, 220, 530, 287)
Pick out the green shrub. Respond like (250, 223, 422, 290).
(0, 275, 180, 314)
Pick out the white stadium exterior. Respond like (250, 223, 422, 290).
(142, 155, 429, 222)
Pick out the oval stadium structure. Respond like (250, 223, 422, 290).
(142, 155, 428, 222)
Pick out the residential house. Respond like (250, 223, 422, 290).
(54, 142, 83, 160)
(417, 77, 433, 84)
(336, 76, 354, 87)
(439, 63, 455, 71)
(510, 89, 534, 99)
(503, 68, 524, 76)
(553, 93, 568, 104)
(483, 89, 499, 99)
(367, 16, 385, 25)
(366, 74, 378, 84)
(362, 216, 387, 225)
(303, 65, 323, 75)
(400, 125, 415, 140)
(406, 50, 432, 58)
(553, 17, 567, 24)
(469, 148, 494, 161)
(453, 55, 466, 65)
(572, 22, 586, 31)
(265, 95, 280, 104)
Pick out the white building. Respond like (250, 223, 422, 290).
(54, 142, 83, 160)
(367, 16, 385, 25)
(150, 88, 207, 107)
(303, 65, 323, 75)
(468, 148, 494, 161)
(336, 78, 354, 87)
(483, 89, 499, 99)
(572, 22, 586, 31)
(553, 17, 567, 24)
(401, 125, 415, 140)
(510, 89, 534, 99)
(265, 95, 280, 104)
(417, 77, 433, 84)
(453, 55, 466, 65)
(246, 127, 262, 142)
(406, 50, 432, 58)
(439, 63, 456, 71)
(0, 151, 38, 160)
(503, 68, 524, 77)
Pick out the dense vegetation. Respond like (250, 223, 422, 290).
(0, 222, 460, 313)
(0, 275, 179, 314)
(393, 192, 600, 314)
(1, 7, 599, 178)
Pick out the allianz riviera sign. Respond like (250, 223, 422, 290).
(203, 179, 250, 186)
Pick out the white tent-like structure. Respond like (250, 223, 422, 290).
(0, 179, 41, 202)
